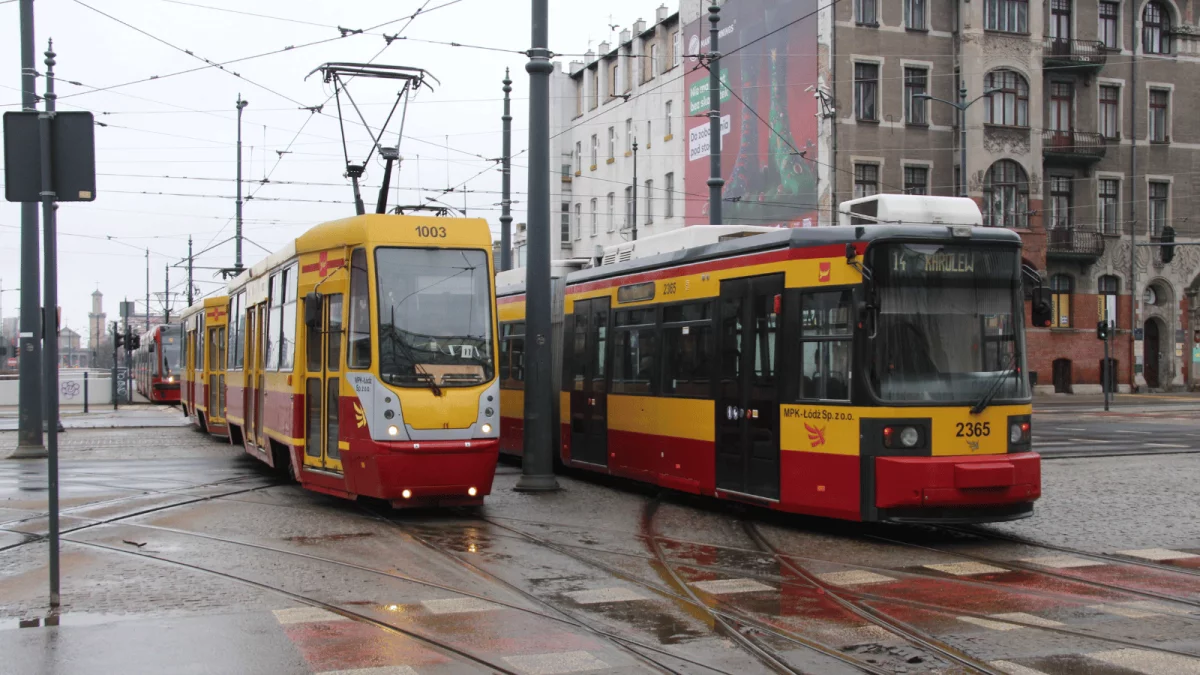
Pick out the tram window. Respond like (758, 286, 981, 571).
(500, 322, 526, 389)
(612, 327, 657, 394)
(347, 248, 372, 369)
(615, 308, 655, 326)
(796, 290, 853, 402)
(571, 312, 588, 391)
(662, 323, 712, 398)
(279, 265, 298, 372)
(266, 272, 281, 371)
(663, 303, 711, 323)
(305, 294, 322, 373)
(229, 293, 244, 370)
(326, 295, 342, 373)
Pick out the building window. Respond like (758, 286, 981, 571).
(624, 186, 633, 229)
(624, 51, 633, 92)
(1048, 176, 1072, 230)
(1050, 274, 1073, 328)
(651, 43, 661, 77)
(1099, 1, 1119, 50)
(574, 202, 582, 240)
(855, 0, 878, 25)
(607, 126, 615, 160)
(673, 30, 682, 67)
(574, 142, 582, 174)
(575, 79, 582, 116)
(1099, 85, 1120, 139)
(665, 100, 673, 137)
(984, 0, 1028, 33)
(590, 198, 598, 236)
(1149, 89, 1169, 143)
(1099, 178, 1120, 235)
(854, 163, 878, 199)
(983, 160, 1029, 228)
(589, 69, 599, 110)
(590, 134, 598, 168)
(904, 68, 928, 125)
(905, 0, 926, 29)
(644, 179, 653, 224)
(607, 193, 615, 232)
(561, 202, 571, 245)
(625, 119, 633, 152)
(854, 63, 879, 122)
(646, 120, 652, 148)
(1098, 275, 1119, 328)
(665, 172, 675, 218)
(1149, 181, 1169, 236)
(609, 61, 618, 98)
(903, 166, 928, 195)
(984, 69, 1029, 127)
(1143, 2, 1171, 55)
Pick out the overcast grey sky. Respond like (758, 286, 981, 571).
(1, 0, 667, 344)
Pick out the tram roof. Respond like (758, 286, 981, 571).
(566, 224, 1022, 286)
(179, 295, 229, 321)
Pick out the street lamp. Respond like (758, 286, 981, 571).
(914, 85, 1001, 198)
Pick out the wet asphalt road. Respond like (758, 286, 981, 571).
(0, 425, 1199, 675)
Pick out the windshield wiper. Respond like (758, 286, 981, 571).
(970, 351, 1019, 415)
(382, 320, 443, 397)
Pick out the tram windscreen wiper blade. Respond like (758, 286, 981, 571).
(970, 352, 1018, 415)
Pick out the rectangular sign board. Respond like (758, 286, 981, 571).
(3, 111, 97, 203)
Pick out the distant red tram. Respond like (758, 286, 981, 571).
(133, 324, 183, 404)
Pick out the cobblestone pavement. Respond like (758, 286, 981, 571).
(1, 427, 1199, 674)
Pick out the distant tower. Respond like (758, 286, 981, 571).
(88, 289, 106, 350)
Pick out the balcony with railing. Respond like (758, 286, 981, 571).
(1046, 224, 1106, 263)
(1043, 38, 1108, 71)
(1043, 130, 1107, 163)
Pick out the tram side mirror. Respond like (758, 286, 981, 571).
(845, 243, 857, 263)
(304, 292, 324, 329)
(1031, 287, 1053, 328)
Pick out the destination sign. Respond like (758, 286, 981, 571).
(875, 244, 1017, 286)
(890, 250, 977, 275)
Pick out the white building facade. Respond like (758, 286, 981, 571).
(545, 6, 687, 263)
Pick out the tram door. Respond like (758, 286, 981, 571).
(304, 293, 344, 473)
(569, 297, 610, 466)
(715, 275, 783, 501)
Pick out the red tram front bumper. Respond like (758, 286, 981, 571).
(341, 438, 500, 508)
(874, 452, 1040, 522)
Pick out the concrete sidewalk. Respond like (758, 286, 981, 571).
(0, 405, 190, 435)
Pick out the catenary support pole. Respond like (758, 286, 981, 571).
(39, 39, 60, 609)
(707, 4, 723, 225)
(959, 84, 968, 198)
(632, 140, 638, 241)
(187, 236, 194, 307)
(515, 0, 559, 492)
(145, 249, 150, 333)
(164, 265, 169, 323)
(235, 95, 248, 271)
(15, 0, 44, 456)
(500, 69, 513, 272)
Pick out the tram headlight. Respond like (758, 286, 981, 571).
(899, 427, 919, 448)
(1009, 423, 1023, 444)
(883, 425, 922, 449)
(388, 425, 399, 437)
(480, 423, 493, 434)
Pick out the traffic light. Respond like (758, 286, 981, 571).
(1031, 287, 1053, 328)
(115, 332, 125, 350)
(1097, 320, 1110, 341)
(1161, 225, 1176, 264)
(130, 333, 141, 350)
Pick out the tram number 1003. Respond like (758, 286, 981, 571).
(415, 226, 448, 238)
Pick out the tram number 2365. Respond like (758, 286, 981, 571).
(955, 422, 991, 438)
(415, 225, 448, 238)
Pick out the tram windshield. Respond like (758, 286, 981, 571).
(161, 334, 181, 378)
(869, 243, 1029, 403)
(376, 248, 494, 388)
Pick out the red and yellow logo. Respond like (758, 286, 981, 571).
(206, 307, 226, 322)
(805, 423, 827, 448)
(303, 251, 345, 278)
(818, 262, 832, 283)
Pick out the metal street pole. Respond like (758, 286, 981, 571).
(38, 39, 61, 608)
(164, 265, 169, 323)
(15, 0, 45, 456)
(632, 139, 638, 241)
(499, 69, 513, 272)
(959, 84, 967, 198)
(235, 95, 249, 272)
(707, 4, 724, 225)
(187, 236, 194, 307)
(1104, 327, 1111, 411)
(145, 249, 150, 333)
(515, 0, 559, 492)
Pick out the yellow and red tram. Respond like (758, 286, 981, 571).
(498, 213, 1039, 523)
(180, 296, 230, 437)
(224, 214, 501, 507)
(133, 324, 182, 405)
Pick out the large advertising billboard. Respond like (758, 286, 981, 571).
(684, 1, 820, 228)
